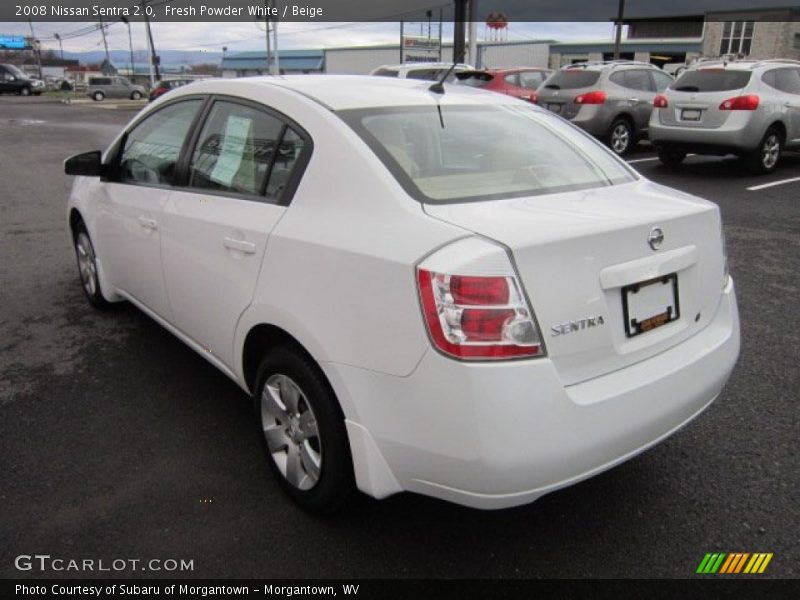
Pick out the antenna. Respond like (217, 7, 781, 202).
(429, 48, 466, 95)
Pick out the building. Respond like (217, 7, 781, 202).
(221, 49, 324, 77)
(703, 7, 800, 60)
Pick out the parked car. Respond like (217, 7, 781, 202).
(650, 58, 800, 173)
(0, 64, 42, 96)
(370, 62, 473, 81)
(149, 78, 195, 102)
(86, 76, 146, 101)
(537, 61, 675, 155)
(455, 67, 552, 102)
(64, 76, 739, 512)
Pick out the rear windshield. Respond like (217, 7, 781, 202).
(543, 70, 601, 90)
(372, 69, 399, 78)
(455, 72, 493, 88)
(340, 105, 636, 204)
(671, 69, 752, 92)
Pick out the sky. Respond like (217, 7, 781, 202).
(0, 21, 615, 57)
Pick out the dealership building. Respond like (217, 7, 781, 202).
(220, 6, 800, 77)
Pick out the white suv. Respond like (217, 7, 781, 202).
(65, 76, 740, 512)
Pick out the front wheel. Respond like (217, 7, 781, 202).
(745, 128, 782, 174)
(93, 91, 104, 101)
(130, 91, 142, 100)
(20, 87, 31, 97)
(73, 225, 111, 310)
(657, 147, 687, 167)
(254, 346, 355, 513)
(608, 119, 634, 156)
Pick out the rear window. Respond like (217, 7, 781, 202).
(372, 68, 399, 78)
(671, 69, 752, 92)
(340, 105, 635, 204)
(455, 72, 493, 88)
(543, 70, 601, 90)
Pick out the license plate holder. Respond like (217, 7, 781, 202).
(548, 103, 562, 114)
(622, 274, 680, 338)
(681, 109, 701, 121)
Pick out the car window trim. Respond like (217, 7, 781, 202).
(176, 94, 313, 207)
(107, 94, 210, 190)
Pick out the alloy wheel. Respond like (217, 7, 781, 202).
(762, 134, 780, 170)
(75, 232, 97, 297)
(260, 374, 322, 491)
(611, 123, 631, 154)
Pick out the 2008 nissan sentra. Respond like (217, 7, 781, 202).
(64, 75, 740, 512)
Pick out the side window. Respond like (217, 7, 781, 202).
(119, 99, 202, 186)
(519, 71, 543, 89)
(765, 68, 800, 95)
(189, 100, 285, 198)
(651, 71, 673, 93)
(504, 73, 520, 87)
(609, 71, 626, 86)
(624, 70, 654, 92)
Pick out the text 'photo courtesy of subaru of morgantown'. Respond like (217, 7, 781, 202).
(64, 76, 740, 512)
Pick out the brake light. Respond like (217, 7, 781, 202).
(417, 269, 543, 360)
(719, 95, 759, 111)
(653, 94, 669, 108)
(574, 90, 606, 105)
(529, 91, 539, 104)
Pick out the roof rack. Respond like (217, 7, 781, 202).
(753, 58, 800, 67)
(564, 60, 655, 70)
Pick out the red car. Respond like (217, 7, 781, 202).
(455, 67, 552, 102)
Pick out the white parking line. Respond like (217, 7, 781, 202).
(626, 153, 695, 164)
(746, 177, 800, 192)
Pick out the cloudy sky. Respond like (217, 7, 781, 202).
(1, 21, 614, 56)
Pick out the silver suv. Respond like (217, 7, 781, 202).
(537, 61, 674, 155)
(649, 59, 800, 173)
(86, 76, 146, 102)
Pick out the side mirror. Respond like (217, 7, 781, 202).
(65, 151, 106, 177)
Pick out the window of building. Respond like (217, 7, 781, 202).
(720, 21, 754, 56)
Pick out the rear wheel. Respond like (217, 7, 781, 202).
(608, 119, 634, 156)
(254, 345, 355, 513)
(20, 87, 31, 97)
(130, 91, 142, 100)
(657, 147, 687, 167)
(745, 127, 782, 174)
(93, 91, 104, 102)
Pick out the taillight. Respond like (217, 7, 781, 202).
(574, 90, 606, 105)
(719, 95, 759, 111)
(653, 94, 669, 108)
(529, 91, 539, 104)
(417, 269, 543, 360)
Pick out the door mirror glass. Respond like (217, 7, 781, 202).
(65, 151, 104, 177)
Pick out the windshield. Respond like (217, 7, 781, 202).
(671, 69, 752, 92)
(543, 70, 601, 90)
(340, 105, 636, 204)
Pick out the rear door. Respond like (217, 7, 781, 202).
(765, 68, 800, 145)
(160, 98, 311, 368)
(620, 69, 657, 131)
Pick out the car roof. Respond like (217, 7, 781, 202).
(184, 75, 520, 110)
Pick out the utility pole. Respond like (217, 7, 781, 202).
(613, 0, 625, 60)
(54, 33, 64, 60)
(467, 0, 478, 68)
(142, 1, 160, 85)
(98, 16, 110, 68)
(120, 16, 135, 78)
(453, 0, 467, 64)
(27, 19, 42, 79)
(264, 1, 271, 75)
(272, 7, 279, 75)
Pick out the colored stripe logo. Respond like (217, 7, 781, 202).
(696, 552, 773, 574)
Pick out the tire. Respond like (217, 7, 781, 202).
(745, 127, 783, 174)
(254, 345, 355, 513)
(130, 91, 142, 100)
(93, 91, 104, 102)
(657, 147, 687, 167)
(20, 87, 31, 97)
(608, 118, 634, 156)
(73, 223, 111, 310)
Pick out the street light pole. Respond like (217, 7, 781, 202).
(98, 16, 110, 68)
(54, 33, 63, 60)
(27, 19, 42, 79)
(142, 1, 160, 85)
(120, 17, 135, 78)
(613, 0, 625, 60)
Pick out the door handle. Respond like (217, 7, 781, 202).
(629, 97, 641, 103)
(138, 216, 157, 230)
(223, 236, 256, 254)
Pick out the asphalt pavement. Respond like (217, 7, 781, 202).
(1, 97, 798, 579)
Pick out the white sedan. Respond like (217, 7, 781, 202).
(65, 75, 740, 512)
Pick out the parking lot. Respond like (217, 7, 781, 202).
(1, 96, 797, 579)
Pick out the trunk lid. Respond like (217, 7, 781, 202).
(423, 180, 726, 385)
(538, 69, 602, 120)
(658, 68, 754, 129)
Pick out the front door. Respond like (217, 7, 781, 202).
(96, 98, 204, 321)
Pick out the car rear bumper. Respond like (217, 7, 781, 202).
(649, 114, 763, 153)
(328, 278, 739, 509)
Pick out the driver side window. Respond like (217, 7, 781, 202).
(119, 99, 202, 186)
